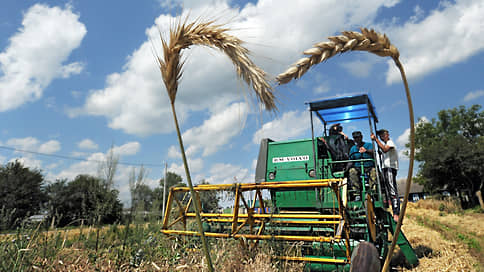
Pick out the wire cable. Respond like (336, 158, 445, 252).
(0, 145, 162, 167)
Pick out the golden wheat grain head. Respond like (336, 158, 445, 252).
(276, 28, 400, 85)
(156, 18, 276, 111)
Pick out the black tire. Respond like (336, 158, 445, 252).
(350, 241, 381, 272)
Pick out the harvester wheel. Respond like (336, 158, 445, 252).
(350, 241, 381, 272)
(365, 194, 377, 242)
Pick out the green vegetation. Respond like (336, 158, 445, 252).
(0, 220, 301, 271)
(0, 161, 46, 230)
(45, 175, 123, 227)
(412, 104, 484, 208)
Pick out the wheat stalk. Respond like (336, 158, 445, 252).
(276, 28, 399, 84)
(157, 18, 275, 110)
(276, 28, 415, 272)
(156, 18, 277, 272)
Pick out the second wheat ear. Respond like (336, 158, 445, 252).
(276, 28, 399, 84)
(276, 27, 415, 272)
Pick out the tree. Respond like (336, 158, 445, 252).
(0, 161, 46, 230)
(97, 146, 119, 190)
(155, 171, 186, 209)
(46, 175, 123, 227)
(198, 180, 220, 212)
(412, 105, 484, 206)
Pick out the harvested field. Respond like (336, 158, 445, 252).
(1, 200, 482, 271)
(397, 201, 483, 272)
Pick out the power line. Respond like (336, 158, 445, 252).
(0, 145, 163, 167)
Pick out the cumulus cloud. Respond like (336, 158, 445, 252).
(252, 110, 309, 144)
(38, 140, 61, 154)
(463, 90, 484, 102)
(168, 157, 204, 180)
(385, 0, 484, 84)
(182, 102, 248, 157)
(396, 116, 429, 160)
(6, 137, 60, 154)
(78, 139, 99, 150)
(6, 137, 40, 151)
(0, 4, 86, 111)
(51, 142, 146, 203)
(110, 142, 141, 156)
(72, 0, 400, 137)
(9, 156, 43, 170)
(205, 163, 249, 184)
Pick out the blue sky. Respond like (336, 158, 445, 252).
(0, 0, 483, 204)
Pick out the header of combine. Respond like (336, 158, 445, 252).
(162, 94, 419, 271)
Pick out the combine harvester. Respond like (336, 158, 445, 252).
(162, 94, 419, 271)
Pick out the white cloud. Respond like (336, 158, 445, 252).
(385, 0, 484, 84)
(463, 90, 484, 102)
(205, 163, 249, 184)
(9, 156, 43, 170)
(409, 5, 425, 23)
(38, 140, 61, 154)
(72, 0, 400, 137)
(6, 137, 39, 151)
(396, 117, 429, 160)
(168, 157, 205, 181)
(110, 142, 141, 156)
(51, 143, 149, 204)
(182, 102, 248, 157)
(167, 145, 180, 159)
(253, 110, 309, 144)
(6, 137, 61, 154)
(0, 4, 86, 111)
(55, 152, 105, 180)
(78, 139, 99, 150)
(396, 128, 410, 148)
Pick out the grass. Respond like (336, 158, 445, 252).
(0, 218, 304, 272)
(2, 198, 482, 271)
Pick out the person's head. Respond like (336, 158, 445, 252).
(352, 131, 363, 144)
(329, 123, 343, 136)
(377, 129, 390, 141)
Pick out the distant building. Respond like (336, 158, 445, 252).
(396, 178, 428, 202)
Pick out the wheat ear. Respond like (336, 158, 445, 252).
(276, 28, 399, 84)
(276, 28, 415, 272)
(157, 19, 275, 111)
(156, 18, 278, 272)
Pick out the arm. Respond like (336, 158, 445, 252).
(359, 143, 373, 154)
(371, 133, 392, 153)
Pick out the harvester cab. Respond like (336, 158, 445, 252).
(161, 94, 419, 271)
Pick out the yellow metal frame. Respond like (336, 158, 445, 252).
(161, 178, 351, 264)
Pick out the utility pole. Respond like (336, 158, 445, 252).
(162, 162, 167, 219)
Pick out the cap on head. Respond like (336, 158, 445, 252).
(352, 131, 362, 138)
(377, 129, 388, 136)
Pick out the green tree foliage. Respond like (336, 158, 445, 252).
(154, 171, 186, 209)
(0, 161, 46, 230)
(198, 180, 220, 212)
(413, 105, 484, 204)
(132, 184, 155, 211)
(45, 175, 123, 227)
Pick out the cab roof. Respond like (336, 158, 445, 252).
(307, 94, 378, 124)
